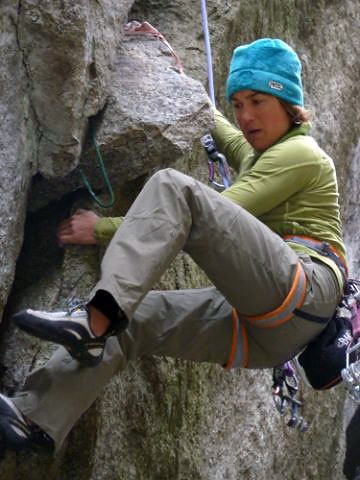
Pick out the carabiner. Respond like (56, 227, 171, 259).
(201, 133, 232, 192)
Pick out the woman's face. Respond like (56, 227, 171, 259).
(231, 90, 291, 151)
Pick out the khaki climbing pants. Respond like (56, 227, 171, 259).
(13, 168, 341, 448)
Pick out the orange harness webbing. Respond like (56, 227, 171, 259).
(225, 262, 307, 369)
(241, 262, 307, 329)
(284, 235, 348, 279)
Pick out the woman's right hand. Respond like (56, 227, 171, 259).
(57, 209, 100, 245)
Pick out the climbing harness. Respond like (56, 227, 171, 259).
(271, 275, 360, 426)
(270, 262, 359, 425)
(296, 280, 360, 392)
(243, 262, 307, 328)
(273, 278, 360, 429)
(272, 361, 308, 432)
(270, 235, 352, 415)
(200, 0, 232, 191)
(79, 126, 115, 209)
(284, 235, 348, 281)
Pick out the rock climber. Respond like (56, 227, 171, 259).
(0, 38, 347, 454)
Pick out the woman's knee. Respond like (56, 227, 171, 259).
(150, 168, 191, 189)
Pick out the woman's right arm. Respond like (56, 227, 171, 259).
(94, 216, 123, 245)
(57, 209, 123, 246)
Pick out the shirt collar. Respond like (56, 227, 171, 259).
(253, 122, 311, 160)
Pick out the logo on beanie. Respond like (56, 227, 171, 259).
(269, 80, 283, 91)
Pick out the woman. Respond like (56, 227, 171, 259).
(0, 38, 347, 453)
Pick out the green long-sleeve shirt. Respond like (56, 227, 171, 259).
(212, 108, 346, 286)
(95, 109, 347, 287)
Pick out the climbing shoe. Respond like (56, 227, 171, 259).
(0, 394, 55, 454)
(12, 303, 117, 367)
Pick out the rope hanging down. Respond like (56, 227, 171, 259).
(200, 0, 232, 191)
(79, 127, 115, 209)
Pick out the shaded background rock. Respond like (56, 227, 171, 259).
(1, 0, 360, 479)
(0, 2, 35, 325)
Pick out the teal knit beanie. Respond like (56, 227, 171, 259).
(226, 38, 304, 106)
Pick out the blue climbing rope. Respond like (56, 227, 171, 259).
(200, 0, 232, 191)
(200, 0, 216, 105)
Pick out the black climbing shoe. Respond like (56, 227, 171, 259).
(12, 303, 117, 367)
(0, 394, 55, 454)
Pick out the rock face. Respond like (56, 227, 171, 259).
(0, 3, 34, 322)
(0, 0, 212, 314)
(18, 0, 132, 178)
(1, 0, 360, 479)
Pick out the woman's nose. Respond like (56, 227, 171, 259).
(237, 107, 255, 125)
(241, 107, 255, 121)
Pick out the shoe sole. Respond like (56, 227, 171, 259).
(0, 395, 55, 454)
(13, 311, 104, 367)
(0, 431, 6, 459)
(0, 394, 31, 452)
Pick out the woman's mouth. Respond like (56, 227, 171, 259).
(247, 128, 261, 136)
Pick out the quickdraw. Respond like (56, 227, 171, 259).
(200, 134, 231, 191)
(272, 361, 308, 432)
